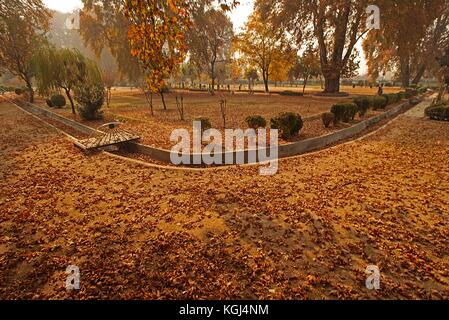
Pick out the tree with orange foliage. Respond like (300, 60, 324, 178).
(235, 12, 290, 93)
(83, 0, 239, 95)
(124, 0, 191, 93)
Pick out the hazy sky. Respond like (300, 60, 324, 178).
(43, 0, 83, 13)
(43, 0, 254, 31)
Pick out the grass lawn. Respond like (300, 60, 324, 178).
(33, 86, 403, 149)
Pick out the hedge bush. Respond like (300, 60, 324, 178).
(50, 94, 66, 108)
(46, 99, 53, 108)
(371, 96, 388, 109)
(278, 90, 304, 96)
(75, 83, 105, 120)
(322, 112, 335, 128)
(331, 102, 358, 123)
(353, 96, 370, 117)
(382, 93, 400, 105)
(397, 91, 406, 100)
(245, 115, 267, 129)
(425, 103, 449, 121)
(193, 117, 212, 132)
(406, 88, 419, 97)
(0, 86, 13, 93)
(418, 87, 428, 94)
(270, 112, 303, 140)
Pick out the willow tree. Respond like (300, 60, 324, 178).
(259, 0, 369, 94)
(0, 0, 51, 102)
(33, 47, 89, 114)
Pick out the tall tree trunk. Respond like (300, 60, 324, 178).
(210, 62, 215, 95)
(64, 88, 76, 115)
(303, 75, 309, 94)
(160, 91, 167, 111)
(148, 92, 153, 116)
(24, 78, 34, 103)
(399, 51, 411, 88)
(412, 63, 426, 85)
(323, 72, 341, 93)
(263, 69, 269, 93)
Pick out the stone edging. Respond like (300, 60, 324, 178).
(14, 99, 411, 166)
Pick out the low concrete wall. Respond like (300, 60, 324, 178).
(16, 99, 410, 166)
(278, 102, 408, 157)
(17, 101, 100, 136)
(128, 101, 410, 165)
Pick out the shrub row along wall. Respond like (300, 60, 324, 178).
(278, 101, 410, 158)
(124, 100, 412, 164)
(15, 99, 411, 166)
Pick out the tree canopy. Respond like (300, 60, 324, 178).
(187, 7, 233, 94)
(258, 0, 369, 93)
(235, 12, 293, 92)
(363, 0, 449, 87)
(0, 0, 51, 102)
(33, 47, 97, 114)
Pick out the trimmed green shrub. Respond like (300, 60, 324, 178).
(193, 117, 212, 131)
(392, 93, 401, 103)
(404, 91, 413, 98)
(46, 99, 53, 108)
(349, 103, 358, 120)
(322, 112, 335, 128)
(75, 83, 105, 120)
(353, 96, 370, 117)
(406, 88, 419, 97)
(397, 91, 406, 100)
(50, 94, 66, 108)
(245, 115, 267, 129)
(425, 103, 449, 121)
(382, 93, 400, 105)
(0, 86, 13, 93)
(278, 90, 304, 96)
(331, 102, 358, 123)
(371, 96, 388, 109)
(418, 87, 428, 94)
(381, 94, 391, 105)
(270, 112, 303, 140)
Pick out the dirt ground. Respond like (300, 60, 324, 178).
(0, 99, 448, 300)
